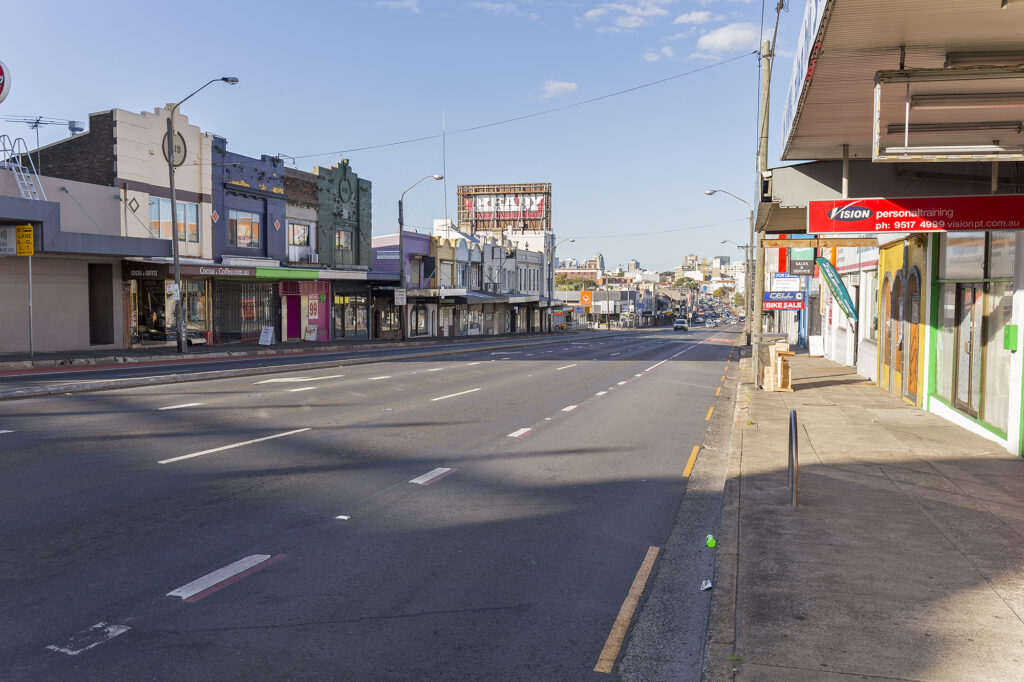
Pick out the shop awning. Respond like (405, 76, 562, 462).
(451, 290, 509, 304)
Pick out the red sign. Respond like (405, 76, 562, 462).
(808, 195, 1024, 234)
(764, 300, 806, 311)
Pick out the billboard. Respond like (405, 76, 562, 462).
(457, 183, 552, 234)
(808, 195, 1024, 234)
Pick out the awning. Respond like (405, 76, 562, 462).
(452, 290, 509, 304)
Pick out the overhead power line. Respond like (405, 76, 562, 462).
(287, 51, 757, 160)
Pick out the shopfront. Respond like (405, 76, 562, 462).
(332, 285, 370, 340)
(878, 236, 927, 405)
(122, 261, 244, 347)
(930, 231, 1016, 440)
(280, 279, 330, 342)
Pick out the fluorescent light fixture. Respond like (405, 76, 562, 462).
(911, 93, 1024, 110)
(945, 51, 1024, 67)
(886, 120, 1023, 135)
(884, 144, 1024, 154)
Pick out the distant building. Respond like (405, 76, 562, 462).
(627, 259, 640, 272)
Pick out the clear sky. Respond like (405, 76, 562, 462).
(2, 0, 803, 273)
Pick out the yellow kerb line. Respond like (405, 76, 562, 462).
(716, 386, 721, 396)
(705, 406, 714, 421)
(721, 375, 726, 382)
(683, 445, 699, 477)
(593, 546, 661, 673)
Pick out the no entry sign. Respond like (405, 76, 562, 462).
(808, 195, 1024, 234)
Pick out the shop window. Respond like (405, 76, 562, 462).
(988, 231, 1015, 279)
(378, 303, 400, 333)
(864, 270, 879, 341)
(412, 303, 429, 336)
(149, 197, 199, 242)
(468, 307, 483, 334)
(981, 282, 1013, 431)
(935, 284, 956, 402)
(229, 209, 260, 248)
(289, 222, 310, 246)
(941, 233, 984, 280)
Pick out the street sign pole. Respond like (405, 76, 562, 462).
(27, 252, 33, 358)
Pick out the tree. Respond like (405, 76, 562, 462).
(733, 292, 745, 308)
(554, 273, 570, 288)
(674, 277, 698, 292)
(713, 286, 728, 299)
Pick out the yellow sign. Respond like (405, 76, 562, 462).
(16, 225, 33, 256)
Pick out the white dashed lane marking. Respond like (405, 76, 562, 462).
(556, 364, 577, 371)
(431, 388, 481, 402)
(562, 405, 578, 412)
(507, 428, 533, 438)
(409, 467, 455, 485)
(158, 428, 311, 465)
(47, 622, 130, 656)
(158, 403, 204, 411)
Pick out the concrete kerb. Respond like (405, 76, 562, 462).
(0, 330, 648, 401)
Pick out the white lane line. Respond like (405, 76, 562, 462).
(491, 351, 522, 354)
(409, 467, 455, 485)
(595, 391, 608, 396)
(254, 375, 343, 385)
(644, 360, 668, 373)
(431, 387, 482, 402)
(369, 376, 391, 380)
(467, 362, 483, 366)
(618, 381, 627, 385)
(556, 364, 577, 371)
(287, 386, 318, 393)
(47, 622, 130, 656)
(610, 352, 621, 356)
(168, 554, 286, 603)
(507, 428, 533, 438)
(562, 405, 579, 412)
(426, 368, 445, 372)
(0, 429, 14, 434)
(335, 515, 351, 520)
(158, 428, 311, 465)
(157, 403, 205, 411)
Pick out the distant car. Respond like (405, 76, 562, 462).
(673, 319, 688, 331)
(705, 321, 714, 328)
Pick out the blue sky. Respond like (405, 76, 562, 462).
(2, 0, 803, 272)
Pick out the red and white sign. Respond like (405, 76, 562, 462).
(808, 195, 1024, 234)
(307, 298, 319, 320)
(764, 300, 806, 311)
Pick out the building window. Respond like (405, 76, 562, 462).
(336, 230, 352, 250)
(229, 209, 260, 248)
(289, 222, 310, 246)
(149, 197, 199, 242)
(412, 303, 430, 336)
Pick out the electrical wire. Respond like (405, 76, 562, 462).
(286, 52, 757, 160)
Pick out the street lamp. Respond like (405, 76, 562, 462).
(720, 238, 751, 328)
(706, 189, 756, 349)
(547, 237, 574, 331)
(167, 76, 238, 353)
(397, 174, 443, 339)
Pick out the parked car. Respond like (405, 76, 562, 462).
(673, 319, 688, 331)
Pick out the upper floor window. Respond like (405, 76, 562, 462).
(336, 229, 352, 250)
(149, 197, 199, 242)
(289, 222, 310, 246)
(229, 209, 260, 248)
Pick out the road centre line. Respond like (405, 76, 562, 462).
(595, 391, 608, 396)
(507, 428, 533, 438)
(158, 403, 205, 411)
(168, 554, 286, 603)
(618, 381, 627, 385)
(467, 362, 482, 365)
(594, 546, 660, 674)
(369, 376, 391, 380)
(431, 387, 481, 401)
(556, 364, 577, 371)
(683, 445, 700, 477)
(47, 622, 131, 656)
(158, 428, 311, 465)
(562, 405, 578, 412)
(644, 360, 668, 373)
(409, 467, 455, 485)
(426, 367, 445, 372)
(610, 352, 621, 356)
(1, 429, 14, 434)
(287, 386, 318, 392)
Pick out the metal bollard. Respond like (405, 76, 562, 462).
(788, 410, 799, 508)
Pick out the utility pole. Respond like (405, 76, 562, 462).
(752, 38, 772, 386)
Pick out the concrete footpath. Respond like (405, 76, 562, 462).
(703, 353, 1024, 681)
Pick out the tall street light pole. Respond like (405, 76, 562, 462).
(397, 174, 443, 340)
(167, 76, 238, 353)
(706, 189, 755, 346)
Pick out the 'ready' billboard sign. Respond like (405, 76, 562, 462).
(808, 195, 1024, 234)
(457, 183, 552, 234)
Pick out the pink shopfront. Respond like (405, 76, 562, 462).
(280, 280, 330, 342)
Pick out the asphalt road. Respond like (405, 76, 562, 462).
(0, 327, 739, 680)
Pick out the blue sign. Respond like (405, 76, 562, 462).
(764, 291, 805, 302)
